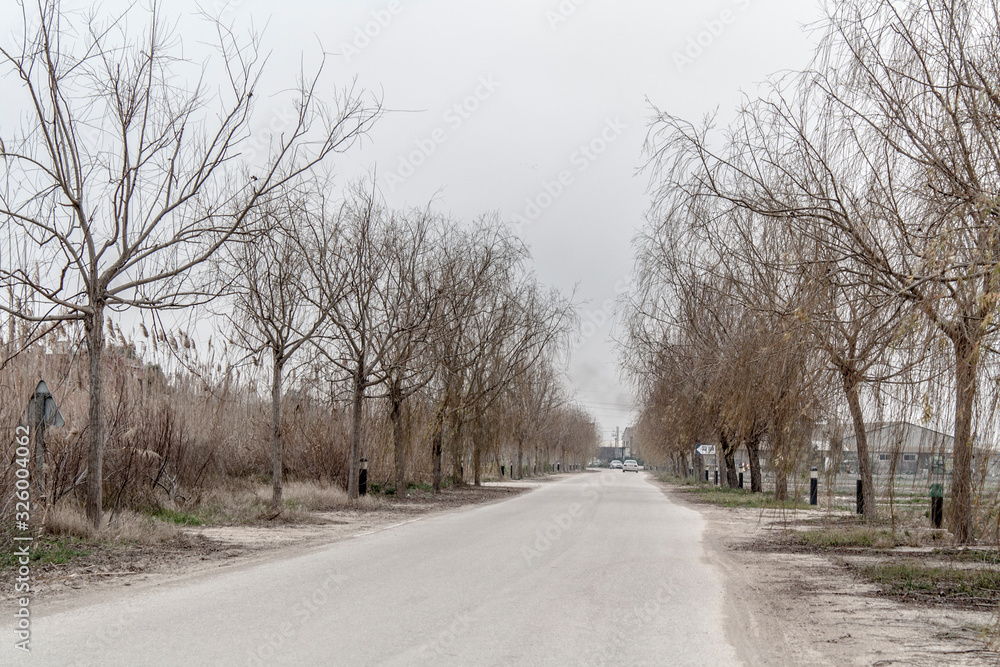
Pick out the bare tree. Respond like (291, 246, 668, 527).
(310, 182, 443, 499)
(644, 0, 1000, 540)
(372, 209, 443, 498)
(425, 218, 528, 492)
(0, 3, 380, 526)
(217, 185, 337, 511)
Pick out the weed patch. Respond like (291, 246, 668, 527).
(797, 527, 900, 549)
(0, 537, 90, 568)
(688, 486, 794, 509)
(859, 560, 1000, 604)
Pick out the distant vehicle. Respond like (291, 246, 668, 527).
(610, 460, 624, 469)
(623, 460, 639, 473)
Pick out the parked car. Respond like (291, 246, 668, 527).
(623, 460, 639, 472)
(610, 460, 624, 469)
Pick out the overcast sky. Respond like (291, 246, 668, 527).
(3, 0, 827, 443)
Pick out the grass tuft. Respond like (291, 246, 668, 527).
(0, 537, 90, 567)
(688, 486, 795, 509)
(860, 560, 1000, 602)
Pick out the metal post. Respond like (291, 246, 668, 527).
(359, 457, 369, 496)
(705, 470, 709, 482)
(810, 467, 818, 506)
(714, 469, 719, 486)
(33, 391, 46, 501)
(738, 472, 744, 489)
(930, 484, 943, 529)
(856, 479, 864, 515)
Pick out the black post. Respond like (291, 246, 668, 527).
(738, 472, 744, 489)
(809, 467, 818, 506)
(359, 457, 368, 496)
(856, 479, 864, 515)
(714, 469, 719, 486)
(930, 484, 943, 529)
(705, 470, 709, 482)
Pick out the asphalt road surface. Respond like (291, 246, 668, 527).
(7, 470, 739, 666)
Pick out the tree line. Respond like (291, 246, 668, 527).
(623, 0, 1000, 544)
(0, 2, 598, 530)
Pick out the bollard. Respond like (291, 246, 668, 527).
(705, 470, 709, 482)
(856, 479, 864, 515)
(810, 467, 818, 506)
(359, 457, 368, 496)
(738, 472, 744, 489)
(714, 469, 719, 486)
(930, 484, 943, 529)
(501, 464, 505, 478)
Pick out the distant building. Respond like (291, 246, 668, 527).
(598, 447, 625, 464)
(622, 426, 636, 460)
(841, 421, 956, 475)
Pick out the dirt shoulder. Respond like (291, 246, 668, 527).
(654, 480, 999, 666)
(4, 482, 537, 614)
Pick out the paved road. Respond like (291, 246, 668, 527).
(7, 471, 739, 666)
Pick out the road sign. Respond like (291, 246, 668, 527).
(29, 380, 64, 427)
(695, 444, 715, 456)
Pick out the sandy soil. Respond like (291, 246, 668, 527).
(655, 482, 1000, 666)
(4, 482, 535, 613)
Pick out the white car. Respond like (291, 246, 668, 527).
(610, 460, 624, 469)
(623, 459, 639, 473)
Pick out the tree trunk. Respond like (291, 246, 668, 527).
(432, 405, 444, 493)
(85, 303, 106, 529)
(472, 415, 483, 487)
(950, 332, 977, 544)
(516, 436, 524, 479)
(390, 383, 406, 498)
(843, 368, 876, 520)
(746, 433, 763, 493)
(774, 470, 788, 501)
(271, 354, 285, 511)
(772, 428, 788, 501)
(473, 440, 482, 487)
(721, 431, 738, 488)
(348, 370, 364, 499)
(450, 413, 464, 486)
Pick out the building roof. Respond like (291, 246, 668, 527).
(841, 421, 955, 454)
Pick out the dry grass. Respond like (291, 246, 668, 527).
(44, 502, 181, 545)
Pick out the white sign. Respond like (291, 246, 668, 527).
(695, 444, 716, 456)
